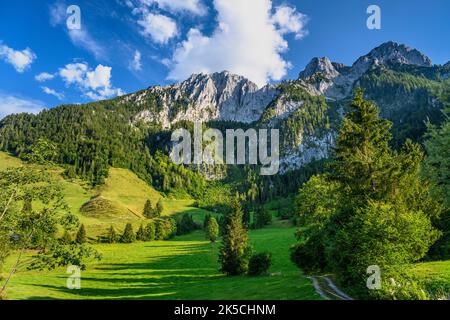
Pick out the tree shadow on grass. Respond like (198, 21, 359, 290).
(26, 242, 223, 300)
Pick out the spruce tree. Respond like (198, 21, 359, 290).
(156, 199, 164, 217)
(120, 223, 135, 243)
(219, 199, 251, 275)
(206, 217, 219, 243)
(144, 221, 155, 241)
(106, 226, 117, 244)
(143, 200, 154, 219)
(75, 224, 87, 244)
(136, 224, 145, 241)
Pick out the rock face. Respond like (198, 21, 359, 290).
(129, 71, 278, 128)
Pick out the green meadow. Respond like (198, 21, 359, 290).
(4, 227, 319, 300)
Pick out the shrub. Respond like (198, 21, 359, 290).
(248, 252, 272, 276)
(106, 226, 118, 244)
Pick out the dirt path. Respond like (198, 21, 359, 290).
(308, 275, 353, 300)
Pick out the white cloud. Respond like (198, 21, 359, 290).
(0, 43, 36, 73)
(59, 63, 88, 85)
(140, 0, 206, 15)
(35, 72, 55, 82)
(41, 86, 65, 100)
(129, 50, 142, 71)
(0, 94, 45, 119)
(58, 62, 124, 100)
(272, 5, 309, 40)
(137, 12, 178, 44)
(166, 0, 308, 87)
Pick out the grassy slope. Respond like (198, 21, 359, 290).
(4, 226, 319, 300)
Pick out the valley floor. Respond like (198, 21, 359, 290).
(2, 226, 320, 300)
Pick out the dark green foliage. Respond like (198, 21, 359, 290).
(423, 108, 450, 259)
(143, 221, 155, 241)
(205, 217, 219, 243)
(253, 205, 272, 229)
(156, 199, 164, 216)
(154, 218, 177, 240)
(176, 214, 198, 235)
(143, 200, 155, 219)
(106, 226, 118, 244)
(219, 200, 252, 276)
(248, 252, 272, 276)
(120, 223, 135, 243)
(136, 224, 145, 241)
(75, 224, 87, 244)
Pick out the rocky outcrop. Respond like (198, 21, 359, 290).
(128, 71, 278, 128)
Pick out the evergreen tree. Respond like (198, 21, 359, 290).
(136, 224, 145, 241)
(219, 199, 251, 275)
(120, 223, 135, 243)
(106, 226, 117, 244)
(143, 221, 155, 241)
(156, 199, 164, 217)
(206, 217, 219, 243)
(75, 224, 87, 244)
(143, 200, 154, 219)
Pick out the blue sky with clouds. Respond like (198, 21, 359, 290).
(0, 0, 449, 119)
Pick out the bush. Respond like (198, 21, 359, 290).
(248, 252, 272, 276)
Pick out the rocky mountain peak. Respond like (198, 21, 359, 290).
(354, 41, 432, 68)
(299, 57, 341, 79)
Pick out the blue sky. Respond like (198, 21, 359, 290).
(0, 0, 449, 119)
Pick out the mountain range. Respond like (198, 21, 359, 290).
(0, 41, 448, 194)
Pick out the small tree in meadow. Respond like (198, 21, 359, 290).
(219, 199, 252, 275)
(120, 223, 135, 243)
(206, 217, 219, 243)
(143, 200, 154, 219)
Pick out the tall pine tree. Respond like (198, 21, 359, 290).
(219, 199, 251, 275)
